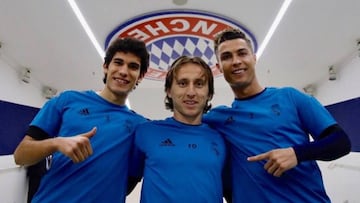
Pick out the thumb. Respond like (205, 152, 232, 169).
(82, 127, 97, 139)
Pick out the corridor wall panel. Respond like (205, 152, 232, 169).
(0, 100, 39, 155)
(326, 97, 360, 152)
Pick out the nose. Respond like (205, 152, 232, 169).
(186, 84, 196, 98)
(232, 55, 242, 65)
(117, 64, 129, 76)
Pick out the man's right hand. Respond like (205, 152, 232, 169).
(56, 127, 97, 163)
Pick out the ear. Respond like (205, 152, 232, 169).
(103, 63, 108, 74)
(136, 75, 144, 86)
(215, 63, 223, 73)
(166, 88, 172, 99)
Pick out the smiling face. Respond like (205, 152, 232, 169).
(167, 63, 211, 124)
(216, 38, 257, 90)
(101, 51, 143, 104)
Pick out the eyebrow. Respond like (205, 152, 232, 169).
(112, 58, 123, 62)
(113, 58, 140, 66)
(221, 48, 249, 55)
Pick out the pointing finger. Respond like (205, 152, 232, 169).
(247, 152, 269, 162)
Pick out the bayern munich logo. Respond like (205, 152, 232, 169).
(105, 10, 257, 81)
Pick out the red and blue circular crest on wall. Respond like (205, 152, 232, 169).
(105, 9, 257, 81)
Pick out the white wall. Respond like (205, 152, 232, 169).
(315, 55, 360, 203)
(0, 155, 28, 203)
(0, 59, 45, 203)
(0, 59, 45, 107)
(316, 55, 360, 106)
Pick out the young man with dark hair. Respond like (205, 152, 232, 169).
(14, 37, 149, 203)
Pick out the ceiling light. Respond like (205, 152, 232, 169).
(67, 0, 132, 108)
(256, 0, 293, 60)
(67, 0, 104, 59)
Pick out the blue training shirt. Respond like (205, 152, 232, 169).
(203, 87, 335, 203)
(30, 90, 147, 203)
(132, 117, 226, 203)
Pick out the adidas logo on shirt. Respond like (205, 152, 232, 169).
(225, 116, 234, 124)
(160, 138, 175, 146)
(79, 108, 90, 115)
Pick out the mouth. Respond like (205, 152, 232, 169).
(184, 100, 197, 106)
(114, 77, 129, 85)
(232, 68, 246, 74)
